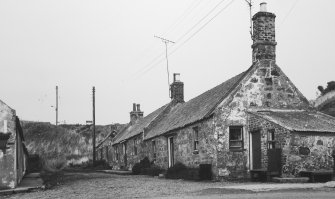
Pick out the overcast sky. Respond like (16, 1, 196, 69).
(0, 0, 334, 125)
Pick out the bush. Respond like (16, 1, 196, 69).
(139, 157, 150, 169)
(132, 157, 150, 175)
(42, 157, 67, 173)
(166, 162, 187, 179)
(132, 163, 141, 175)
(132, 157, 163, 176)
(142, 165, 163, 176)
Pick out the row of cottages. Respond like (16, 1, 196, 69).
(0, 99, 28, 189)
(110, 3, 335, 180)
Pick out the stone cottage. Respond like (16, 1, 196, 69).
(315, 90, 335, 117)
(0, 99, 28, 189)
(110, 3, 335, 180)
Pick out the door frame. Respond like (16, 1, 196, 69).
(249, 130, 261, 170)
(123, 142, 127, 166)
(167, 136, 174, 168)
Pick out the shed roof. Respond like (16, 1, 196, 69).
(250, 110, 335, 133)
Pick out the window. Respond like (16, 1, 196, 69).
(229, 126, 243, 150)
(134, 139, 137, 155)
(152, 140, 156, 160)
(267, 129, 276, 149)
(193, 127, 199, 152)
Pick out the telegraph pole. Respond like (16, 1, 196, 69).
(92, 86, 96, 166)
(154, 35, 175, 97)
(56, 86, 58, 126)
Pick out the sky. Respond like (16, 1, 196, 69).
(0, 0, 334, 125)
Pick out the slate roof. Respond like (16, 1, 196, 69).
(250, 110, 335, 133)
(145, 72, 246, 140)
(112, 104, 168, 144)
(112, 69, 248, 144)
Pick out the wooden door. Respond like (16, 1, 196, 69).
(251, 130, 262, 169)
(123, 143, 127, 166)
(168, 137, 174, 168)
(268, 148, 282, 176)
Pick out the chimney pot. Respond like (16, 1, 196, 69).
(260, 2, 267, 12)
(133, 103, 136, 111)
(173, 73, 180, 82)
(136, 104, 141, 111)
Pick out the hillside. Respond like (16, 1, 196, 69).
(21, 121, 124, 165)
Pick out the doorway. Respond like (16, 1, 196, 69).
(123, 143, 127, 167)
(168, 137, 174, 168)
(251, 130, 261, 169)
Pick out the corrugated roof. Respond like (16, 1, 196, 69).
(145, 72, 246, 140)
(250, 110, 335, 133)
(112, 104, 168, 144)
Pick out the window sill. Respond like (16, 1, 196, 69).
(229, 148, 245, 152)
(193, 150, 199, 155)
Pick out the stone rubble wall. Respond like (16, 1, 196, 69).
(213, 59, 310, 179)
(249, 113, 335, 177)
(0, 102, 17, 189)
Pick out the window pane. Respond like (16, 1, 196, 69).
(230, 128, 242, 140)
(229, 126, 243, 149)
(194, 141, 199, 150)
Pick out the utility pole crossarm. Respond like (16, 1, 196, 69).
(154, 35, 175, 44)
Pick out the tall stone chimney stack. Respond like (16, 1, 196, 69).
(252, 2, 276, 63)
(130, 103, 144, 124)
(170, 73, 184, 103)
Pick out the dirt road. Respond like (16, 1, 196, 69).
(3, 172, 335, 199)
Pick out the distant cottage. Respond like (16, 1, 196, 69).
(101, 3, 335, 180)
(315, 90, 335, 117)
(0, 100, 28, 189)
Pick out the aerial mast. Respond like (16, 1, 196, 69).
(154, 35, 175, 98)
(245, 0, 253, 39)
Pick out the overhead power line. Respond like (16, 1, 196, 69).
(175, 0, 228, 43)
(137, 0, 235, 77)
(131, 0, 205, 77)
(163, 0, 203, 37)
(280, 0, 300, 27)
